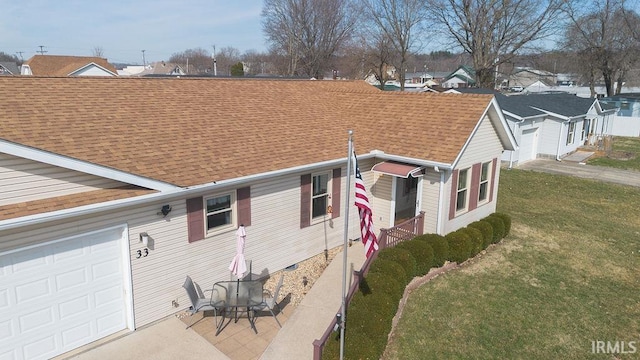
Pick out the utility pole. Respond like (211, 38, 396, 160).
(37, 45, 47, 55)
(141, 50, 146, 67)
(212, 45, 218, 76)
(16, 52, 24, 61)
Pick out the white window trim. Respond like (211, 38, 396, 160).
(310, 170, 332, 224)
(456, 168, 470, 214)
(566, 122, 576, 145)
(204, 191, 237, 236)
(478, 161, 491, 205)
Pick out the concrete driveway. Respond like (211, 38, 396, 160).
(516, 159, 640, 188)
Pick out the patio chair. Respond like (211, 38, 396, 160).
(182, 275, 225, 329)
(252, 274, 284, 327)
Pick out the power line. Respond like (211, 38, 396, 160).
(37, 45, 47, 55)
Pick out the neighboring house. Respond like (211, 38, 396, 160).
(20, 55, 118, 76)
(600, 93, 640, 137)
(493, 93, 617, 166)
(507, 67, 556, 89)
(441, 65, 476, 88)
(138, 61, 187, 76)
(0, 62, 20, 75)
(0, 77, 515, 359)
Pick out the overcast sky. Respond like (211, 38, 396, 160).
(0, 0, 266, 64)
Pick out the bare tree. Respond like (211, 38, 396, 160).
(92, 46, 105, 58)
(429, 0, 564, 88)
(564, 0, 640, 96)
(169, 48, 212, 74)
(215, 46, 242, 76)
(361, 0, 427, 91)
(262, 0, 359, 78)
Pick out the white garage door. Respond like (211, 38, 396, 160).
(519, 128, 539, 163)
(0, 226, 129, 360)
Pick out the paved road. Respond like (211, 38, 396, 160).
(516, 159, 640, 188)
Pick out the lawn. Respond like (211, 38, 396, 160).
(383, 169, 640, 359)
(587, 136, 640, 171)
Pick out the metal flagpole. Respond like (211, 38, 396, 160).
(340, 130, 353, 360)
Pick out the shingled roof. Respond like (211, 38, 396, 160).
(0, 77, 497, 188)
(496, 93, 598, 118)
(23, 55, 118, 76)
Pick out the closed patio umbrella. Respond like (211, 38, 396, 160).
(229, 225, 247, 278)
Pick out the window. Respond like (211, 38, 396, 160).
(566, 122, 576, 145)
(478, 162, 490, 203)
(581, 120, 589, 141)
(456, 168, 470, 212)
(205, 192, 235, 232)
(311, 172, 330, 218)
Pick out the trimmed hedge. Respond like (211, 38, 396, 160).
(415, 233, 448, 267)
(468, 220, 494, 249)
(360, 270, 404, 300)
(368, 258, 406, 284)
(396, 239, 434, 276)
(376, 247, 417, 283)
(445, 230, 472, 263)
(485, 216, 505, 243)
(464, 226, 484, 257)
(490, 212, 512, 236)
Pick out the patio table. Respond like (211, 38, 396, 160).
(212, 279, 263, 335)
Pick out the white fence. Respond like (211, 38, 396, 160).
(611, 116, 640, 137)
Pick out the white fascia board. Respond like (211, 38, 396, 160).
(530, 106, 570, 121)
(367, 150, 452, 170)
(69, 62, 118, 76)
(0, 140, 178, 191)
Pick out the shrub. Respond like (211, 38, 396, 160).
(344, 293, 396, 359)
(415, 233, 448, 267)
(376, 247, 417, 283)
(396, 239, 434, 276)
(445, 230, 472, 263)
(468, 220, 494, 249)
(368, 258, 406, 283)
(463, 227, 484, 257)
(484, 216, 505, 243)
(360, 270, 404, 301)
(490, 212, 512, 236)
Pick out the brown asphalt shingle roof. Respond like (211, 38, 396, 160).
(23, 55, 118, 76)
(0, 77, 495, 188)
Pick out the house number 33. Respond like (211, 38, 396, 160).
(136, 248, 149, 258)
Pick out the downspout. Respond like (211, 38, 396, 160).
(434, 166, 445, 235)
(556, 121, 566, 161)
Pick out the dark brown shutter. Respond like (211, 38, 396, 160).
(237, 186, 251, 226)
(186, 197, 204, 243)
(469, 163, 481, 211)
(331, 168, 341, 219)
(300, 174, 311, 228)
(448, 169, 459, 220)
(489, 158, 497, 203)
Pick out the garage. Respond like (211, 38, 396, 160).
(0, 226, 131, 360)
(519, 128, 539, 163)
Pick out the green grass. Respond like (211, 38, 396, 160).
(587, 136, 640, 171)
(383, 169, 640, 359)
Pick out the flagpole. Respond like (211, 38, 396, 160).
(340, 130, 353, 360)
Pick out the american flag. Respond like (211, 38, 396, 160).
(354, 156, 379, 258)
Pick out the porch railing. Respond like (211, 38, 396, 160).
(312, 211, 425, 360)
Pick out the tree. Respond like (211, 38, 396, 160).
(169, 48, 213, 74)
(262, 0, 359, 78)
(429, 0, 564, 88)
(564, 0, 640, 96)
(0, 51, 20, 63)
(214, 46, 242, 76)
(92, 46, 105, 58)
(361, 0, 428, 91)
(230, 62, 245, 76)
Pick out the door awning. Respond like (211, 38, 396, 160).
(371, 161, 425, 178)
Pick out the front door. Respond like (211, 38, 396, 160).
(393, 176, 420, 225)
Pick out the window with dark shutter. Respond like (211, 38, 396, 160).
(448, 170, 459, 220)
(237, 186, 251, 226)
(331, 168, 341, 219)
(468, 163, 481, 211)
(300, 174, 311, 228)
(488, 158, 497, 202)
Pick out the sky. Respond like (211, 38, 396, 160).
(0, 0, 266, 64)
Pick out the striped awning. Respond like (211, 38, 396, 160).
(371, 161, 424, 178)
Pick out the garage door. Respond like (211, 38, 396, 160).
(519, 128, 539, 163)
(0, 226, 129, 360)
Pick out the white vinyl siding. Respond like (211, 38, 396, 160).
(371, 171, 393, 228)
(0, 153, 125, 206)
(445, 117, 502, 233)
(420, 171, 441, 234)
